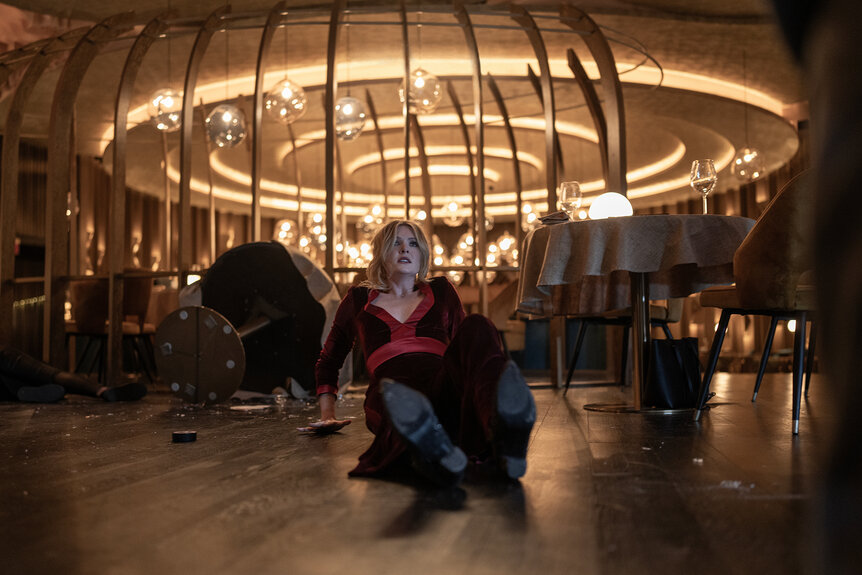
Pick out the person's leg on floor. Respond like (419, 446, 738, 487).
(0, 346, 65, 402)
(437, 314, 536, 479)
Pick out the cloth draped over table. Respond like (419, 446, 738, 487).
(517, 215, 756, 317)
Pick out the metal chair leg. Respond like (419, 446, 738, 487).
(563, 321, 589, 396)
(752, 316, 779, 402)
(804, 321, 816, 397)
(657, 321, 673, 340)
(694, 309, 732, 421)
(792, 312, 807, 435)
(619, 324, 630, 387)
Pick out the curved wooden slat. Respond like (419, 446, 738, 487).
(566, 48, 608, 186)
(487, 74, 524, 255)
(0, 33, 80, 346)
(446, 81, 476, 228)
(287, 122, 303, 235)
(179, 5, 230, 285)
(323, 0, 345, 276)
(284, 123, 303, 235)
(408, 115, 433, 239)
(399, 0, 411, 218)
(511, 4, 557, 210)
(46, 13, 134, 366)
(454, 2, 488, 314)
(526, 64, 564, 175)
(252, 1, 287, 242)
(364, 88, 389, 221)
(561, 4, 627, 196)
(107, 15, 170, 383)
(160, 131, 171, 272)
(198, 100, 216, 266)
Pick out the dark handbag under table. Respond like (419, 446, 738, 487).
(644, 337, 701, 409)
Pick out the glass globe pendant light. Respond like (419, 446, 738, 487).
(149, 88, 182, 132)
(731, 146, 765, 182)
(205, 103, 247, 148)
(335, 96, 366, 140)
(205, 25, 246, 148)
(334, 17, 366, 140)
(264, 77, 307, 124)
(399, 68, 442, 115)
(442, 199, 464, 227)
(733, 50, 765, 183)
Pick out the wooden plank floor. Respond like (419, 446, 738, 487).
(0, 371, 834, 575)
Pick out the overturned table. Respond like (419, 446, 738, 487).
(517, 214, 755, 411)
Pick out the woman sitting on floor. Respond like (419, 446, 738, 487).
(307, 220, 536, 487)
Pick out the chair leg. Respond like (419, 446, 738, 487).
(657, 321, 673, 340)
(752, 316, 779, 402)
(497, 328, 511, 359)
(563, 321, 589, 397)
(694, 309, 732, 421)
(792, 312, 807, 435)
(619, 324, 630, 387)
(74, 336, 97, 374)
(804, 321, 816, 398)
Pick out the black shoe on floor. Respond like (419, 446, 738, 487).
(381, 379, 467, 487)
(100, 382, 147, 402)
(493, 360, 536, 480)
(17, 383, 66, 403)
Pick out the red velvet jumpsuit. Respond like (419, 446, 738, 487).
(315, 276, 508, 476)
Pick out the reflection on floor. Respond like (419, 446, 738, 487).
(0, 371, 834, 575)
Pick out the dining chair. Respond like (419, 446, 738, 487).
(486, 280, 524, 357)
(563, 298, 682, 395)
(66, 272, 157, 383)
(694, 170, 814, 434)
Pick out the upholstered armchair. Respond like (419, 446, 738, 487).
(694, 170, 815, 434)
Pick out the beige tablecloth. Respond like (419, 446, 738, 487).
(517, 214, 755, 317)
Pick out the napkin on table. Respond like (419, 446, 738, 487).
(538, 210, 570, 225)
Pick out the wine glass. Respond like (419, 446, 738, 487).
(559, 181, 582, 220)
(690, 159, 717, 214)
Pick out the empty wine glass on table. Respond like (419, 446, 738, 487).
(690, 159, 717, 214)
(559, 181, 583, 220)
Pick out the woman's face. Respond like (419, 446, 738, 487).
(385, 224, 421, 279)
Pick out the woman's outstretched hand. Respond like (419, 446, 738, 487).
(297, 419, 352, 434)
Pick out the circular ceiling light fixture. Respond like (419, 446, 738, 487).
(264, 77, 307, 125)
(205, 103, 247, 148)
(149, 88, 182, 132)
(399, 68, 442, 115)
(335, 96, 367, 141)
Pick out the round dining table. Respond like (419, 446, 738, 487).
(517, 214, 755, 411)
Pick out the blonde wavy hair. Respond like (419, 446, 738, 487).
(361, 220, 430, 290)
